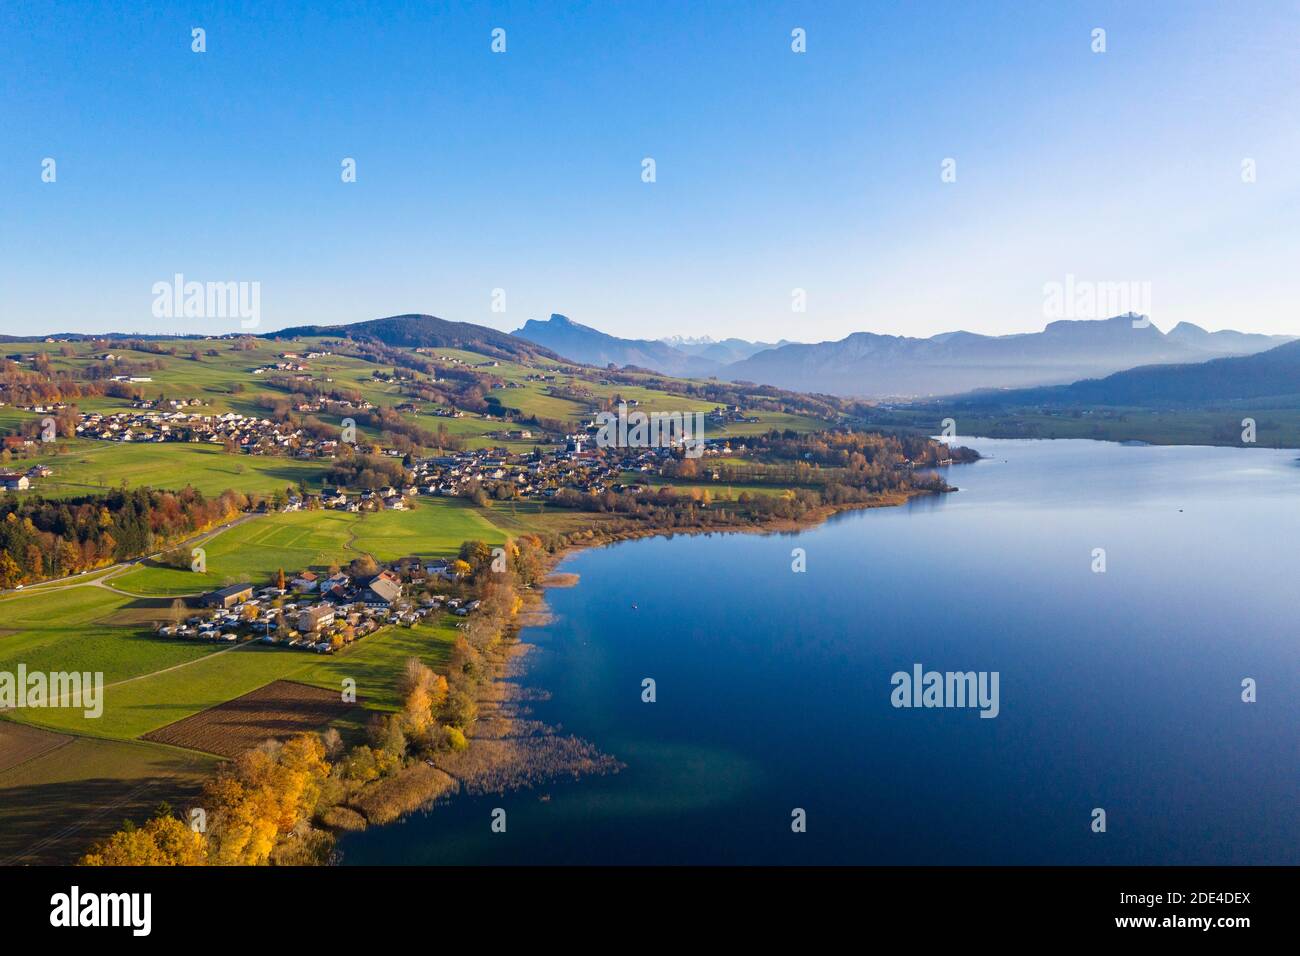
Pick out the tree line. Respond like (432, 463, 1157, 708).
(0, 487, 244, 587)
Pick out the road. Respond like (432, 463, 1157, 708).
(0, 512, 263, 599)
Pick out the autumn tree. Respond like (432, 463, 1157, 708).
(80, 811, 207, 866)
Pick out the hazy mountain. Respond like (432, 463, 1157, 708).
(512, 314, 722, 376)
(951, 338, 1300, 408)
(722, 316, 1294, 398)
(1165, 321, 1293, 354)
(269, 314, 556, 362)
(659, 335, 787, 364)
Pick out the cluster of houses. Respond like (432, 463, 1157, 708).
(315, 486, 411, 512)
(252, 360, 309, 375)
(403, 436, 736, 500)
(706, 404, 762, 426)
(0, 464, 52, 491)
(292, 398, 375, 415)
(289, 430, 740, 510)
(279, 350, 331, 361)
(131, 397, 204, 410)
(161, 563, 480, 653)
(74, 410, 340, 457)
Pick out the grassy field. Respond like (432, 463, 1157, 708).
(111, 497, 513, 596)
(349, 498, 508, 558)
(6, 613, 462, 741)
(12, 337, 402, 418)
(0, 585, 221, 685)
(639, 476, 789, 499)
(111, 510, 358, 596)
(17, 439, 332, 499)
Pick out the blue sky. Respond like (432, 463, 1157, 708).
(2, 0, 1298, 341)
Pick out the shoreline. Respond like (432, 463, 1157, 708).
(336, 484, 951, 854)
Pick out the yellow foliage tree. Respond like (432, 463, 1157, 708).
(80, 814, 207, 866)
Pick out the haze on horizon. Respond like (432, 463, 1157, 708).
(2, 0, 1298, 343)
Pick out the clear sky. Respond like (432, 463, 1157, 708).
(2, 0, 1298, 342)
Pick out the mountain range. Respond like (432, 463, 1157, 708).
(509, 314, 719, 376)
(19, 310, 1294, 406)
(511, 313, 1294, 398)
(949, 337, 1300, 409)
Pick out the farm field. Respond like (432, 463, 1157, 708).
(111, 497, 515, 596)
(292, 616, 461, 715)
(7, 612, 463, 741)
(10, 643, 322, 739)
(19, 440, 332, 499)
(640, 476, 789, 499)
(348, 498, 508, 559)
(142, 679, 360, 758)
(12, 337, 400, 416)
(0, 585, 220, 686)
(112, 510, 357, 596)
(0, 721, 71, 773)
(0, 730, 216, 865)
(706, 411, 831, 436)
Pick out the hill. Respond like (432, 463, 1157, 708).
(268, 314, 557, 362)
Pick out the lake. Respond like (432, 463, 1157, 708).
(340, 438, 1299, 865)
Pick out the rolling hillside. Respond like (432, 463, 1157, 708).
(269, 313, 557, 362)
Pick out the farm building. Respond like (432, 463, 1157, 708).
(361, 575, 402, 606)
(201, 583, 254, 609)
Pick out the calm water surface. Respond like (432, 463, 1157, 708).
(341, 438, 1299, 864)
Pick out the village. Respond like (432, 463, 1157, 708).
(72, 408, 344, 457)
(158, 557, 482, 654)
(32, 402, 743, 507)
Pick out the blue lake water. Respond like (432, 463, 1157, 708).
(341, 438, 1299, 864)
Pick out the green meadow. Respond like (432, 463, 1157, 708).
(111, 497, 513, 597)
(20, 440, 332, 499)
(0, 585, 220, 686)
(348, 498, 508, 559)
(112, 510, 361, 596)
(8, 614, 462, 741)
